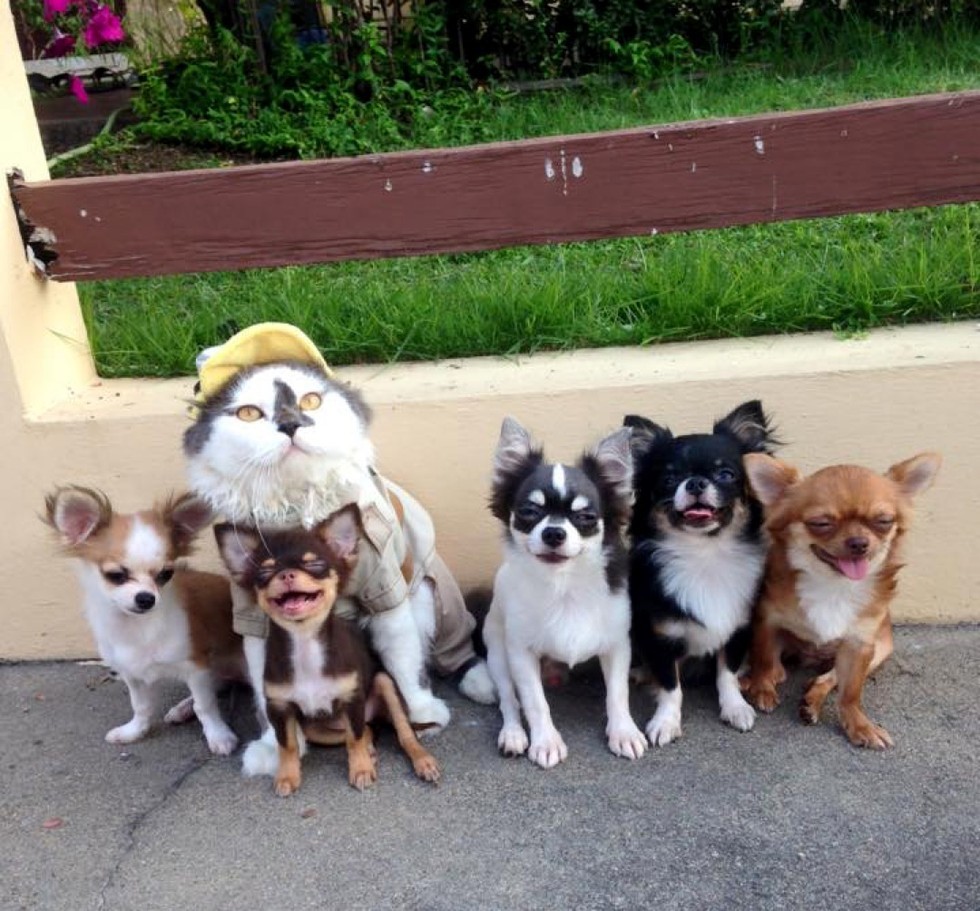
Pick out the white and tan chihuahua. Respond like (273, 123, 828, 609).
(45, 486, 246, 754)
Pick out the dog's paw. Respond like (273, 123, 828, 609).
(458, 662, 497, 705)
(720, 695, 757, 732)
(408, 695, 451, 733)
(528, 730, 568, 769)
(274, 772, 300, 797)
(349, 759, 378, 791)
(743, 679, 781, 713)
(413, 753, 442, 783)
(497, 724, 529, 757)
(645, 713, 682, 747)
(799, 699, 821, 725)
(163, 696, 195, 725)
(241, 737, 279, 778)
(606, 720, 647, 760)
(204, 725, 239, 756)
(105, 720, 150, 744)
(841, 712, 894, 750)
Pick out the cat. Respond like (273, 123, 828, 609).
(184, 338, 494, 772)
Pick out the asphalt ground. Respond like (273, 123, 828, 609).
(1, 624, 978, 911)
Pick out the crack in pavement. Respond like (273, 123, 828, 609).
(95, 755, 211, 911)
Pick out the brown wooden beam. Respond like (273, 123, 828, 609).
(10, 91, 980, 281)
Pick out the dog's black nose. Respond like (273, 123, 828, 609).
(685, 476, 709, 494)
(134, 592, 156, 612)
(845, 536, 869, 556)
(541, 526, 567, 548)
(277, 420, 301, 438)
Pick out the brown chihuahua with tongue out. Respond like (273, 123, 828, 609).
(215, 506, 440, 795)
(740, 452, 941, 749)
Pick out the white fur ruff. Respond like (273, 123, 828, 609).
(651, 530, 765, 654)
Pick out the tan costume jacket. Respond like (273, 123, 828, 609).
(231, 469, 477, 677)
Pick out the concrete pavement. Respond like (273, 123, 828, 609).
(1, 624, 978, 911)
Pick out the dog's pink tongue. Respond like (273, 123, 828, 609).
(685, 508, 714, 520)
(836, 558, 869, 581)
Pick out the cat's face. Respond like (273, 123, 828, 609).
(183, 362, 373, 513)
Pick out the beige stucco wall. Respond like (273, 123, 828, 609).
(2, 5, 977, 661)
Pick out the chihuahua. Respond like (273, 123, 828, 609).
(45, 486, 245, 754)
(483, 418, 647, 769)
(741, 452, 941, 748)
(214, 506, 440, 795)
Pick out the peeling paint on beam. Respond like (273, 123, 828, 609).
(10, 91, 980, 281)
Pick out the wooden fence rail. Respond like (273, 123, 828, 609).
(9, 90, 980, 282)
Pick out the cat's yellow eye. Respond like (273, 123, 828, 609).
(299, 392, 322, 411)
(236, 405, 264, 422)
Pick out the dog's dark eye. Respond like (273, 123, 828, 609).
(572, 511, 599, 532)
(715, 467, 737, 484)
(255, 566, 277, 586)
(516, 504, 543, 524)
(302, 559, 329, 577)
(103, 569, 128, 585)
(155, 568, 175, 586)
(873, 515, 896, 531)
(805, 518, 835, 534)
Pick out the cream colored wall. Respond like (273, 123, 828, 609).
(2, 5, 977, 661)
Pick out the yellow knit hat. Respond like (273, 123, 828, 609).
(195, 323, 334, 401)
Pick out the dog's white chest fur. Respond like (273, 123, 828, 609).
(78, 566, 194, 681)
(789, 562, 877, 644)
(653, 533, 764, 655)
(492, 551, 629, 667)
(281, 635, 349, 717)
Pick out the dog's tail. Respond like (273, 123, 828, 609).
(464, 587, 493, 658)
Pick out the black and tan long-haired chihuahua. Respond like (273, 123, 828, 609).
(215, 506, 440, 796)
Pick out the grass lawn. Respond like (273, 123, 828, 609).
(75, 19, 980, 378)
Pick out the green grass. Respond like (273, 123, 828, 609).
(79, 19, 980, 378)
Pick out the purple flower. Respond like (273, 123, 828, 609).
(83, 6, 125, 47)
(43, 29, 77, 58)
(68, 74, 89, 103)
(42, 0, 74, 20)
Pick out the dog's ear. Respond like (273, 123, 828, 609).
(316, 505, 361, 567)
(213, 524, 260, 583)
(886, 452, 942, 500)
(161, 492, 214, 555)
(714, 400, 778, 453)
(493, 417, 539, 481)
(623, 414, 671, 460)
(743, 453, 800, 506)
(588, 427, 633, 503)
(45, 486, 112, 547)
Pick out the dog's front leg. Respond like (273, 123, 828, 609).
(836, 638, 893, 750)
(369, 601, 450, 732)
(106, 676, 155, 744)
(483, 602, 528, 757)
(742, 618, 785, 712)
(509, 647, 567, 769)
(186, 667, 239, 755)
(717, 626, 756, 732)
(599, 642, 647, 759)
(268, 701, 302, 796)
(644, 644, 684, 747)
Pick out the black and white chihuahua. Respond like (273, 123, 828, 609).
(625, 400, 777, 746)
(483, 418, 647, 769)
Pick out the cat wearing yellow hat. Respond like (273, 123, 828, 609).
(184, 323, 495, 774)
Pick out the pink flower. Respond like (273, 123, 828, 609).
(42, 0, 73, 20)
(68, 74, 89, 103)
(83, 6, 125, 47)
(43, 29, 77, 58)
